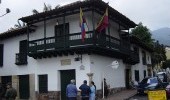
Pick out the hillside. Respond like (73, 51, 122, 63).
(152, 27, 170, 46)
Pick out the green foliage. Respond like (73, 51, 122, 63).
(130, 22, 167, 68)
(162, 60, 170, 69)
(151, 41, 167, 67)
(131, 22, 153, 46)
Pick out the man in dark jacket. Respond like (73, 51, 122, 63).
(79, 80, 91, 100)
(66, 79, 77, 100)
(5, 83, 17, 100)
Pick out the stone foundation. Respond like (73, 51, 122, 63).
(96, 87, 126, 99)
(36, 87, 125, 100)
(36, 91, 60, 100)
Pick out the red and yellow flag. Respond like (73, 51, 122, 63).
(96, 8, 108, 33)
(80, 7, 86, 42)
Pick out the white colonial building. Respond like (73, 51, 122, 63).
(0, 0, 153, 99)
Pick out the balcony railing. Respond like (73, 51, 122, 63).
(28, 31, 130, 56)
(15, 53, 27, 65)
(123, 50, 139, 65)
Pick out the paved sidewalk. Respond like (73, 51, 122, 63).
(98, 89, 137, 100)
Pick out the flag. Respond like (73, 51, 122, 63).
(80, 7, 86, 42)
(96, 8, 109, 33)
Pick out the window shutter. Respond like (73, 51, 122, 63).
(20, 40, 27, 53)
(0, 44, 4, 67)
(19, 40, 27, 64)
(39, 75, 48, 93)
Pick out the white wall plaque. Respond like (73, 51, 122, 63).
(61, 59, 71, 66)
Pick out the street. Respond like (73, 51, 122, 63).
(129, 94, 170, 100)
(128, 94, 147, 100)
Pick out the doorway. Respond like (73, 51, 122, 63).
(1, 76, 12, 97)
(125, 69, 131, 89)
(60, 69, 75, 100)
(19, 75, 30, 99)
(135, 70, 140, 82)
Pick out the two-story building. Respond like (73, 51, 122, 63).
(0, 0, 153, 99)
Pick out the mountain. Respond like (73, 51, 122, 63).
(151, 27, 170, 46)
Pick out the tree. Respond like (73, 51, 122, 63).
(32, 3, 52, 14)
(162, 60, 170, 69)
(131, 22, 153, 46)
(152, 41, 167, 68)
(130, 22, 167, 68)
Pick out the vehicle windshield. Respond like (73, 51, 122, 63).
(147, 78, 158, 84)
(141, 78, 148, 84)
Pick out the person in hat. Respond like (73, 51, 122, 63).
(66, 79, 77, 100)
(5, 83, 17, 100)
(79, 80, 91, 100)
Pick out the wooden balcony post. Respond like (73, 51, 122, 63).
(27, 25, 29, 54)
(44, 19, 46, 51)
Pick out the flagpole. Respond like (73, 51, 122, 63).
(92, 0, 96, 45)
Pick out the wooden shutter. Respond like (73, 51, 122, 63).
(135, 70, 139, 82)
(20, 40, 27, 53)
(39, 75, 48, 93)
(19, 40, 27, 64)
(19, 75, 30, 99)
(0, 44, 4, 67)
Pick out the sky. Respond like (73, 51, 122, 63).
(0, 0, 170, 33)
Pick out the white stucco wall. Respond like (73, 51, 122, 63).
(90, 54, 125, 90)
(131, 47, 152, 82)
(0, 33, 92, 91)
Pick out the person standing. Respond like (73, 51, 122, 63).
(103, 78, 108, 98)
(89, 81, 96, 100)
(66, 79, 77, 100)
(163, 73, 167, 82)
(5, 83, 17, 100)
(79, 80, 91, 100)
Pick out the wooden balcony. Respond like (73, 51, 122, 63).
(123, 51, 139, 65)
(28, 31, 131, 59)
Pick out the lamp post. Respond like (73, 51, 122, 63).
(0, 8, 10, 17)
(102, 60, 119, 99)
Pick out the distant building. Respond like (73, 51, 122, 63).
(166, 46, 170, 60)
(0, 0, 153, 99)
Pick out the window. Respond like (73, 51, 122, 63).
(39, 74, 48, 93)
(144, 70, 146, 78)
(15, 40, 27, 65)
(55, 23, 69, 37)
(142, 51, 146, 65)
(135, 70, 139, 82)
(0, 44, 3, 67)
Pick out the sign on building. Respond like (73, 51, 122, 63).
(61, 59, 71, 66)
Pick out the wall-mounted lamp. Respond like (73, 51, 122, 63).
(74, 54, 82, 61)
(0, 8, 11, 17)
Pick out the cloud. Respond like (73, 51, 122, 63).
(0, 0, 170, 33)
(110, 0, 170, 30)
